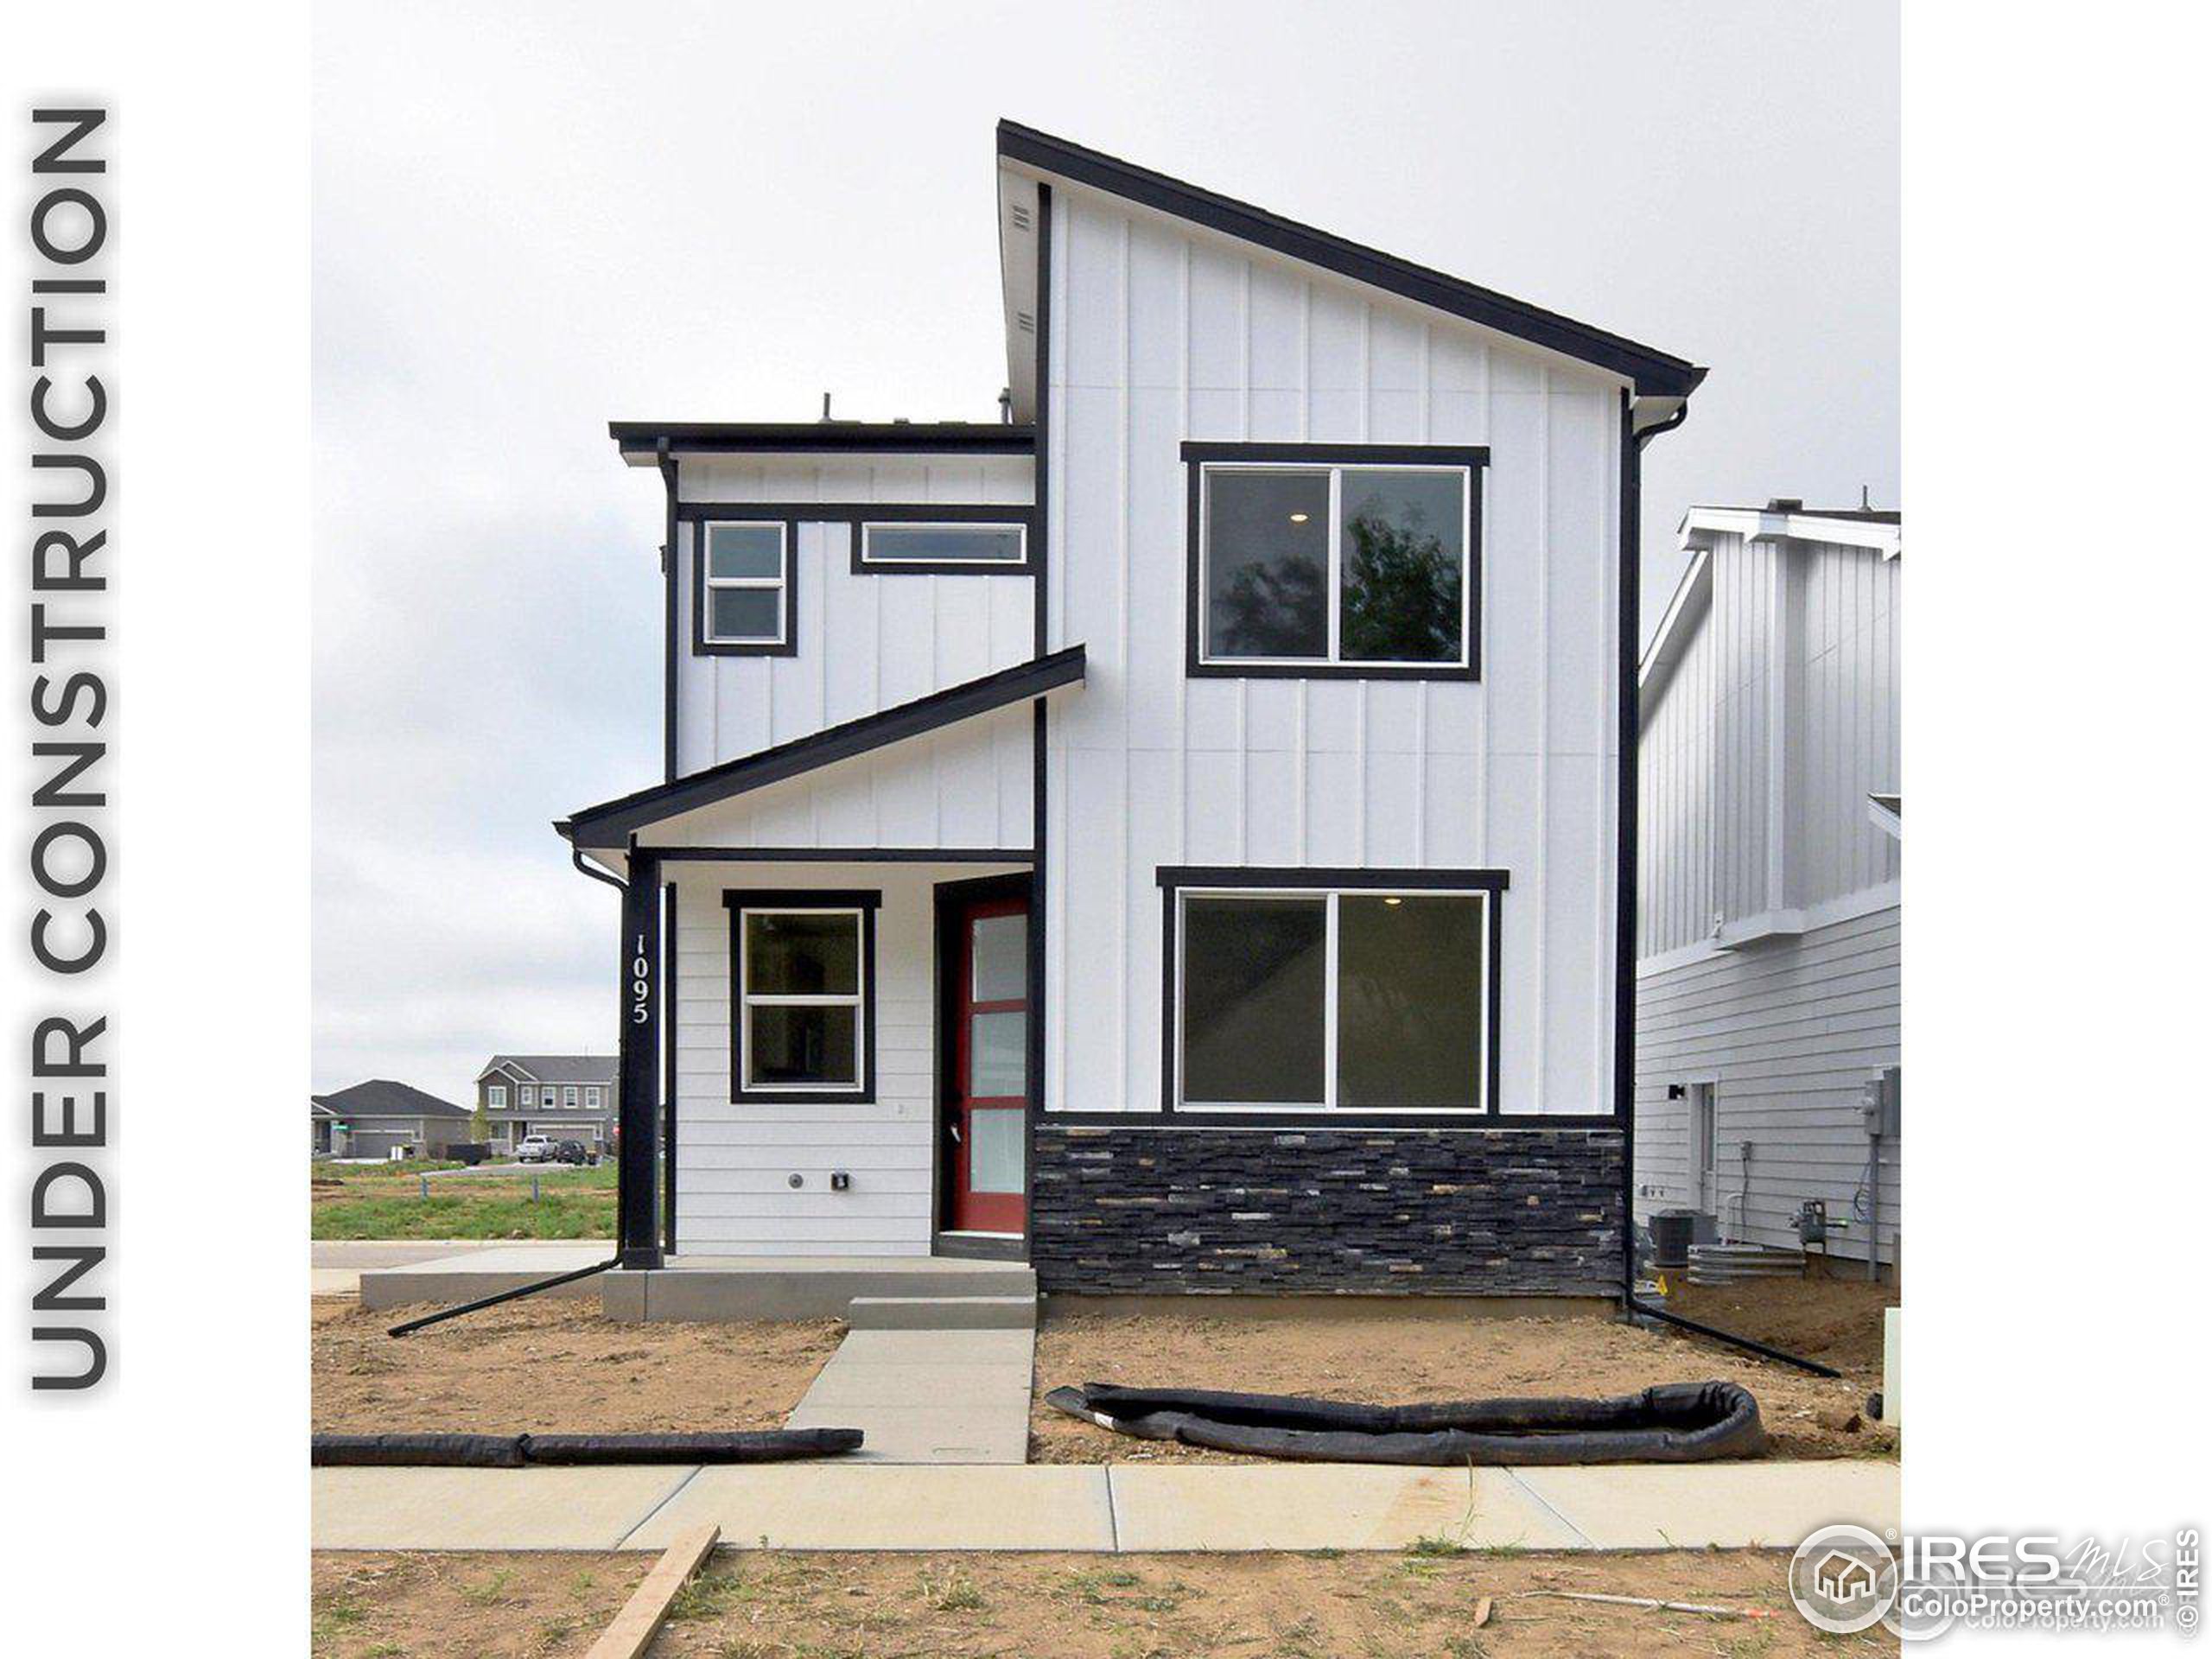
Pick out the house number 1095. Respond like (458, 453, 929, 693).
(630, 932, 652, 1024)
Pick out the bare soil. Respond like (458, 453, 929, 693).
(311, 1297, 841, 1434)
(1033, 1275, 1897, 1464)
(314, 1548, 1894, 1657)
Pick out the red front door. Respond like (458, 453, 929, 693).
(946, 893, 1029, 1234)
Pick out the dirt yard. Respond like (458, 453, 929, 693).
(1032, 1275, 1897, 1464)
(313, 1548, 1891, 1657)
(312, 1297, 841, 1434)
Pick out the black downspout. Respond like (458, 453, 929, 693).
(1616, 393, 1838, 1382)
(658, 441, 679, 785)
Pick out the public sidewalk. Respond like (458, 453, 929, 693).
(313, 1458, 1898, 1554)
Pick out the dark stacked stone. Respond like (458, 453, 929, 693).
(1030, 1124, 1624, 1296)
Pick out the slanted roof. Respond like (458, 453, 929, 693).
(310, 1080, 471, 1121)
(995, 119, 1706, 402)
(480, 1055, 618, 1086)
(611, 421, 1033, 465)
(559, 644, 1085, 853)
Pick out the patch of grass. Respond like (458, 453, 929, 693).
(310, 1592, 365, 1645)
(1406, 1532, 1468, 1558)
(921, 1567, 988, 1612)
(457, 1567, 514, 1608)
(310, 1183, 614, 1240)
(669, 1569, 755, 1622)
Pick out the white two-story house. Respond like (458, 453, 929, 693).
(559, 123, 1704, 1300)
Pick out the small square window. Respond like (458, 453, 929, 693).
(700, 521, 791, 650)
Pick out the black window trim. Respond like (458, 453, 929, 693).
(1180, 442, 1487, 683)
(1156, 865, 1507, 1119)
(723, 888, 881, 1105)
(694, 518, 799, 658)
(672, 500, 1038, 578)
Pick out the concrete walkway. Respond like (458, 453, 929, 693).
(312, 1239, 595, 1300)
(785, 1327, 1035, 1465)
(313, 1458, 1897, 1554)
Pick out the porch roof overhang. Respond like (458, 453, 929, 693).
(558, 644, 1085, 861)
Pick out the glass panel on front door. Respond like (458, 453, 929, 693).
(948, 899, 1028, 1235)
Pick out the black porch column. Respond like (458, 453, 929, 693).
(616, 849, 664, 1268)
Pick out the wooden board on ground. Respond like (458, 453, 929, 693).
(584, 1524, 719, 1659)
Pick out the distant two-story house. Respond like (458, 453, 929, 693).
(557, 123, 1704, 1298)
(310, 1079, 474, 1160)
(474, 1055, 619, 1152)
(1632, 501, 1900, 1272)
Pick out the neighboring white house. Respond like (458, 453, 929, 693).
(1632, 499, 1900, 1270)
(558, 122, 1705, 1294)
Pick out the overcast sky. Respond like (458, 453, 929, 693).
(313, 0, 1897, 1101)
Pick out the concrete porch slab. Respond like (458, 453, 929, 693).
(1510, 1459, 1900, 1549)
(611, 1256, 1034, 1323)
(357, 1243, 613, 1311)
(313, 1465, 695, 1552)
(624, 1465, 1116, 1553)
(1106, 1464, 1580, 1553)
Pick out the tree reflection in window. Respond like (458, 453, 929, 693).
(1339, 470, 1464, 663)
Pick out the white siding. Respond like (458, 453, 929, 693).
(1639, 531, 1899, 957)
(1042, 186, 1624, 1116)
(1632, 905, 1899, 1264)
(673, 454, 1037, 776)
(645, 703, 1033, 854)
(669, 861, 1026, 1256)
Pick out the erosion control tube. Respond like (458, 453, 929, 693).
(311, 1428, 864, 1467)
(1044, 1379, 1764, 1465)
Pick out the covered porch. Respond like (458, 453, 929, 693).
(557, 647, 1083, 1278)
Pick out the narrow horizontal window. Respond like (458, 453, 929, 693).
(701, 521, 791, 649)
(728, 894, 878, 1102)
(1185, 445, 1483, 679)
(1166, 874, 1498, 1114)
(861, 522, 1027, 567)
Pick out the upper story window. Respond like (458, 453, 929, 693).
(519, 1087, 537, 1107)
(859, 520, 1028, 571)
(487, 1084, 507, 1109)
(563, 1086, 579, 1109)
(585, 1086, 602, 1109)
(697, 521, 794, 654)
(1159, 867, 1505, 1116)
(1181, 442, 1485, 681)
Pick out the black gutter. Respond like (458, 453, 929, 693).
(613, 420, 1035, 457)
(996, 119, 1705, 400)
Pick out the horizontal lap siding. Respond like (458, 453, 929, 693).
(673, 455, 1037, 777)
(1045, 188, 1623, 1118)
(669, 861, 1022, 1256)
(1632, 907, 1899, 1262)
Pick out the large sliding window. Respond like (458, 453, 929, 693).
(1160, 868, 1504, 1115)
(725, 890, 880, 1103)
(1183, 442, 1485, 680)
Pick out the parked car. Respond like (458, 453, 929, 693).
(515, 1135, 556, 1163)
(553, 1140, 599, 1166)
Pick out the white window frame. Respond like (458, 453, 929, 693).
(563, 1085, 579, 1109)
(1171, 883, 1495, 1115)
(702, 519, 791, 647)
(487, 1084, 507, 1109)
(585, 1086, 602, 1109)
(859, 519, 1029, 569)
(1195, 461, 1475, 671)
(519, 1086, 536, 1107)
(736, 905, 868, 1098)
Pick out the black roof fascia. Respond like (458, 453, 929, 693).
(995, 121, 1704, 399)
(562, 644, 1086, 849)
(612, 422, 1036, 458)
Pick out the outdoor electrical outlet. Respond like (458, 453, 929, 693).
(830, 1171, 851, 1191)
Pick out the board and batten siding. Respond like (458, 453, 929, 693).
(1633, 525, 1901, 1263)
(672, 455, 1037, 778)
(1040, 184, 1624, 1117)
(668, 861, 1027, 1256)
